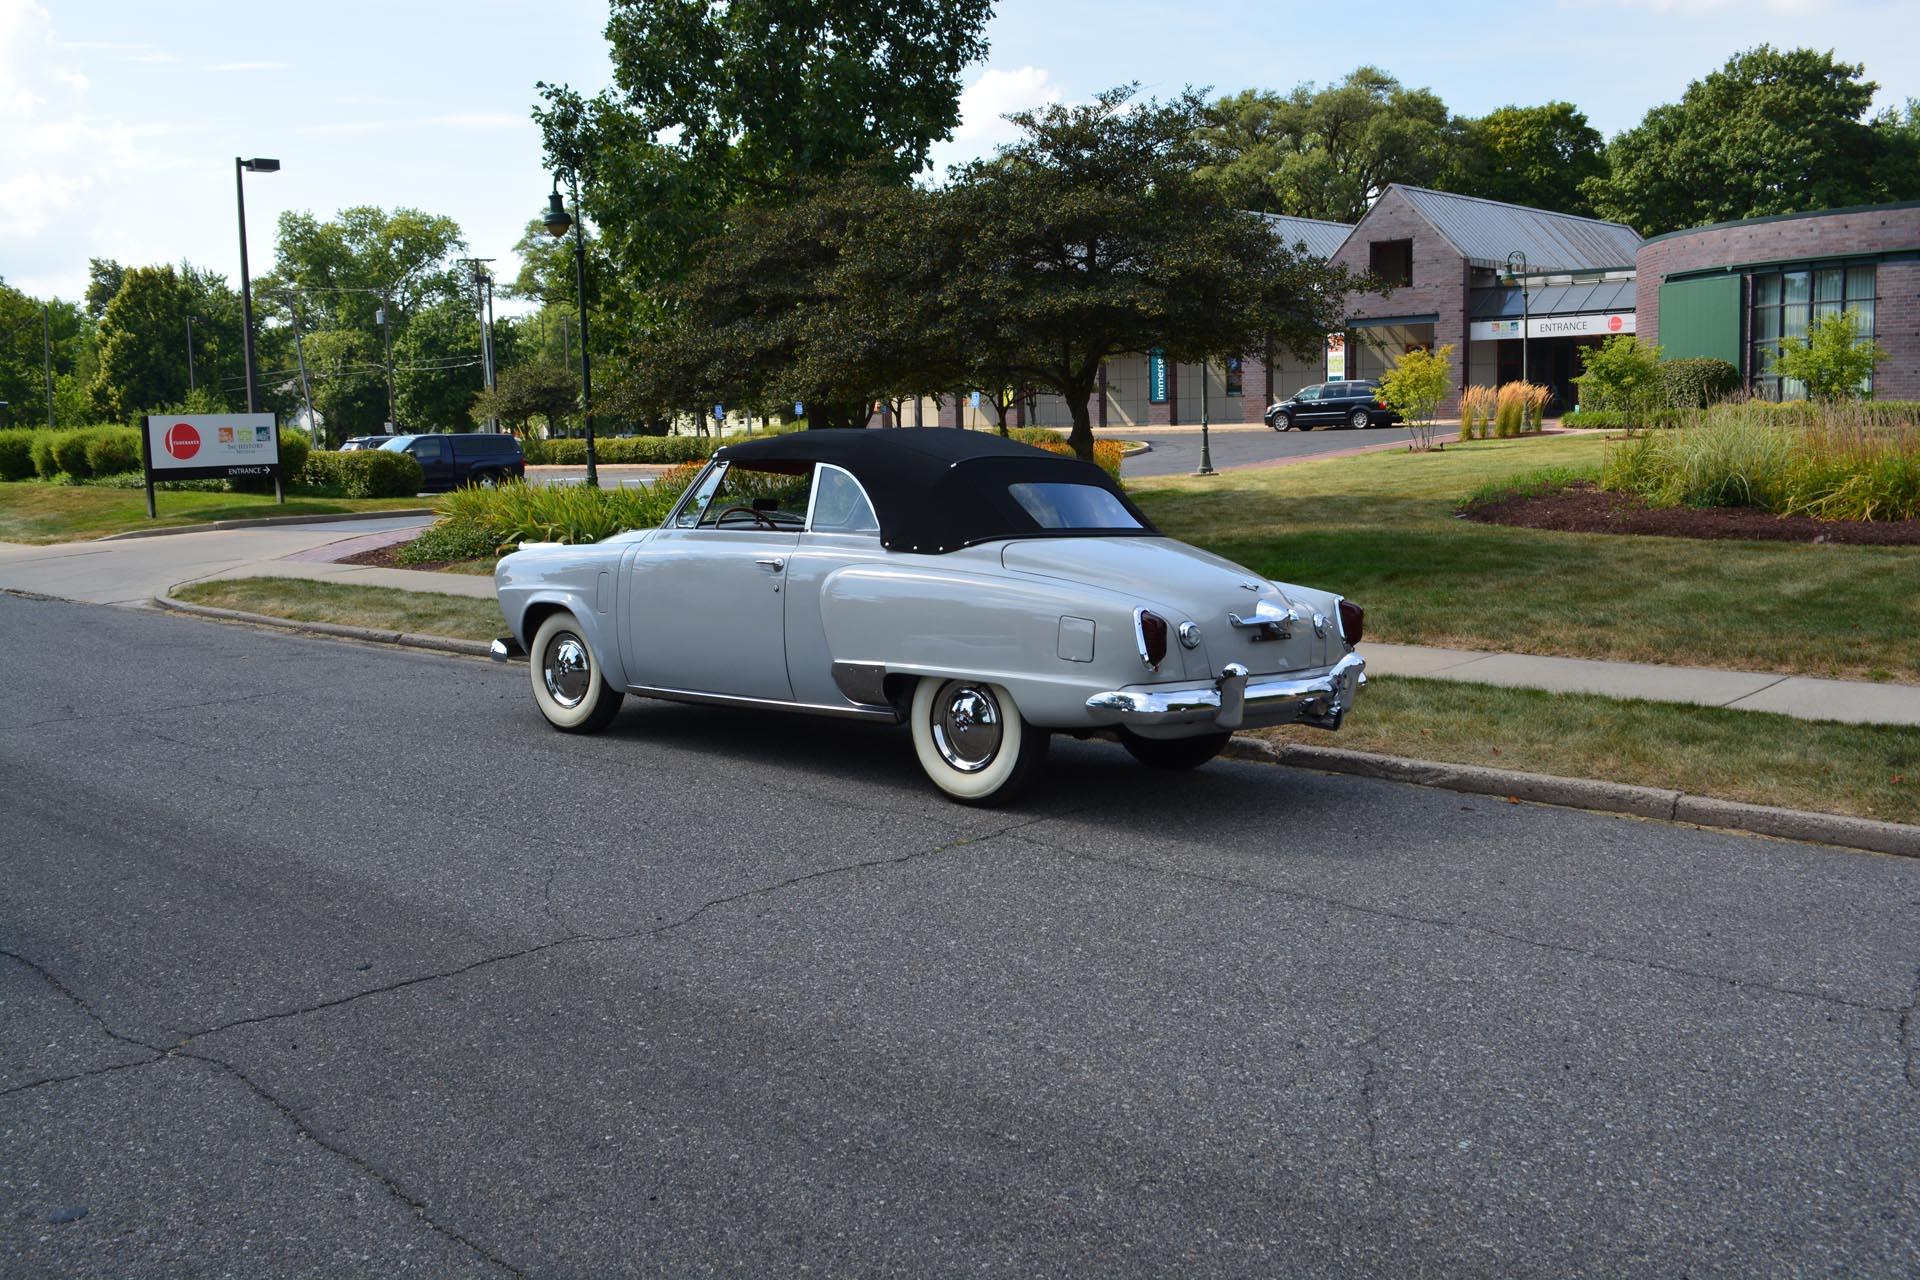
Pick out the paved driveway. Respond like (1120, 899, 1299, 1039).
(1119, 423, 1444, 477)
(4, 596, 1916, 1277)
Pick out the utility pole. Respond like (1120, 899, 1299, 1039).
(288, 295, 317, 445)
(375, 295, 396, 429)
(42, 302, 56, 427)
(185, 315, 198, 392)
(459, 258, 498, 431)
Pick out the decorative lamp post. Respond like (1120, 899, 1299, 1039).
(1194, 357, 1215, 476)
(543, 175, 598, 488)
(235, 157, 280, 413)
(1504, 250, 1530, 385)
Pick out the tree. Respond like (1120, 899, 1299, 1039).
(1771, 311, 1887, 401)
(1574, 335, 1664, 422)
(84, 259, 126, 322)
(302, 329, 387, 445)
(946, 87, 1351, 460)
(471, 363, 580, 436)
(1196, 70, 1462, 223)
(1584, 46, 1916, 236)
(266, 206, 469, 328)
(1449, 103, 1606, 216)
(1376, 344, 1454, 451)
(90, 265, 196, 419)
(391, 299, 485, 432)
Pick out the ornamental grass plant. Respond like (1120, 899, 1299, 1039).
(1600, 401, 1920, 520)
(1459, 386, 1495, 440)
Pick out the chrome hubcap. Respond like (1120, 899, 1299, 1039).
(543, 633, 591, 708)
(931, 682, 1002, 773)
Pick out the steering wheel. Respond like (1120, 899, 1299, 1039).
(715, 505, 778, 529)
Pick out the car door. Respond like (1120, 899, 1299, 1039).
(621, 460, 808, 702)
(1291, 384, 1323, 424)
(407, 436, 452, 489)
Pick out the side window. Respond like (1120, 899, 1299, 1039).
(673, 462, 728, 528)
(411, 437, 448, 462)
(1295, 386, 1321, 402)
(696, 463, 812, 530)
(808, 464, 879, 534)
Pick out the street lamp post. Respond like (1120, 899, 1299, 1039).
(185, 315, 199, 392)
(1194, 357, 1216, 476)
(235, 156, 280, 413)
(1505, 250, 1530, 385)
(543, 173, 598, 488)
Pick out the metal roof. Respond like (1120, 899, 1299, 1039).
(1470, 279, 1637, 320)
(1391, 185, 1642, 272)
(1257, 212, 1354, 260)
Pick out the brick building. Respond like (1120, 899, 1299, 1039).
(1638, 201, 1920, 401)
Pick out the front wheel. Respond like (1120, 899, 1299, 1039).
(1267, 411, 1290, 432)
(1119, 728, 1232, 771)
(529, 611, 624, 733)
(910, 677, 1047, 805)
(1348, 409, 1372, 430)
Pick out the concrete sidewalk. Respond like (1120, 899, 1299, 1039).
(3, 521, 1917, 726)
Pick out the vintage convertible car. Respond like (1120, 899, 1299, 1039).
(492, 429, 1365, 805)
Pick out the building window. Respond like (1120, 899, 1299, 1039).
(1369, 239, 1413, 288)
(1224, 357, 1243, 396)
(1750, 262, 1876, 400)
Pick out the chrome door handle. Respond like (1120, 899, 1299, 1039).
(755, 558, 785, 572)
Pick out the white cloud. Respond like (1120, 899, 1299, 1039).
(951, 65, 1063, 148)
(0, 169, 90, 237)
(207, 60, 287, 72)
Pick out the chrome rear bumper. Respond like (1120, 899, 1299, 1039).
(1086, 651, 1366, 732)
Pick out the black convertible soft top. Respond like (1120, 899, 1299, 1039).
(712, 428, 1157, 554)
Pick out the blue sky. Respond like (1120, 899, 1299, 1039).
(4, 0, 1916, 306)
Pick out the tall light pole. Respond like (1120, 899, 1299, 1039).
(543, 173, 597, 487)
(41, 302, 56, 427)
(235, 156, 280, 412)
(185, 315, 199, 392)
(1194, 357, 1216, 476)
(1505, 250, 1529, 385)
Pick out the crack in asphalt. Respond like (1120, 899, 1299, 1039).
(171, 1048, 524, 1278)
(1005, 834, 1911, 1018)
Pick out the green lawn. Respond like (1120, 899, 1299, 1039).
(172, 577, 503, 641)
(0, 482, 434, 544)
(1261, 675, 1920, 826)
(1131, 435, 1920, 682)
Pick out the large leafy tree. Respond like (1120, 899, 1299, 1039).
(1584, 46, 1917, 235)
(1450, 103, 1607, 216)
(90, 265, 197, 419)
(265, 206, 469, 329)
(1196, 70, 1462, 223)
(949, 87, 1351, 460)
(471, 363, 580, 437)
(391, 299, 485, 432)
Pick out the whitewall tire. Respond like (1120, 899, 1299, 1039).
(910, 677, 1046, 806)
(529, 611, 623, 734)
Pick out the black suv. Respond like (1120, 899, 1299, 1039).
(380, 433, 526, 491)
(1264, 380, 1401, 431)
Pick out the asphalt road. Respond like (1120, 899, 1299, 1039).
(1119, 423, 1435, 477)
(4, 596, 1917, 1277)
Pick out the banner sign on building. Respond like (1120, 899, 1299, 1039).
(142, 413, 281, 517)
(1147, 349, 1168, 404)
(1470, 312, 1635, 342)
(1325, 333, 1346, 380)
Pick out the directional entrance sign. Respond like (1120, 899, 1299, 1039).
(141, 412, 283, 517)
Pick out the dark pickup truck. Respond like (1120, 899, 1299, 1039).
(380, 433, 525, 491)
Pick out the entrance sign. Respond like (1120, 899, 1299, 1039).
(1147, 349, 1168, 404)
(141, 413, 282, 517)
(1470, 312, 1635, 342)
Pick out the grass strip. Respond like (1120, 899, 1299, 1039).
(0, 482, 433, 544)
(1260, 675, 1919, 826)
(1130, 434, 1920, 683)
(172, 577, 503, 642)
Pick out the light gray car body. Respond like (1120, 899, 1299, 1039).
(494, 457, 1364, 741)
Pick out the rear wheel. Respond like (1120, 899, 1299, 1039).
(1348, 409, 1371, 430)
(529, 611, 623, 733)
(1119, 728, 1232, 771)
(910, 677, 1046, 805)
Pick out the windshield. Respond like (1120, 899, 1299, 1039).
(1007, 482, 1144, 531)
(378, 437, 414, 452)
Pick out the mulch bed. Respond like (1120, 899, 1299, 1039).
(1462, 481, 1920, 546)
(335, 540, 478, 572)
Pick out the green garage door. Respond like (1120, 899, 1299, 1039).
(1659, 276, 1741, 365)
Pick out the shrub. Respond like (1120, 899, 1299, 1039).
(299, 448, 423, 498)
(1659, 358, 1740, 409)
(530, 434, 722, 466)
(1017, 433, 1125, 479)
(1771, 310, 1888, 401)
(51, 430, 94, 479)
(1575, 335, 1663, 418)
(30, 431, 60, 478)
(82, 427, 142, 478)
(230, 429, 311, 493)
(0, 429, 35, 481)
(403, 464, 706, 563)
(1377, 345, 1455, 451)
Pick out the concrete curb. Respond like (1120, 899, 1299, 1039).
(1223, 738, 1920, 858)
(97, 508, 437, 542)
(153, 595, 498, 659)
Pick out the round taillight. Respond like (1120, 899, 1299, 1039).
(1337, 599, 1364, 646)
(1137, 609, 1169, 669)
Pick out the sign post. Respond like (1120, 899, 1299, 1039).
(141, 413, 282, 519)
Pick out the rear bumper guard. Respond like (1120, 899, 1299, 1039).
(489, 636, 525, 663)
(1086, 650, 1366, 731)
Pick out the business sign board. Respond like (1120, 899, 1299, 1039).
(1469, 312, 1634, 342)
(1147, 349, 1168, 404)
(1325, 333, 1346, 380)
(141, 413, 281, 516)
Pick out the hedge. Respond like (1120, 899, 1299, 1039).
(298, 448, 424, 497)
(0, 429, 35, 481)
(230, 430, 312, 493)
(1658, 358, 1740, 409)
(524, 434, 723, 465)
